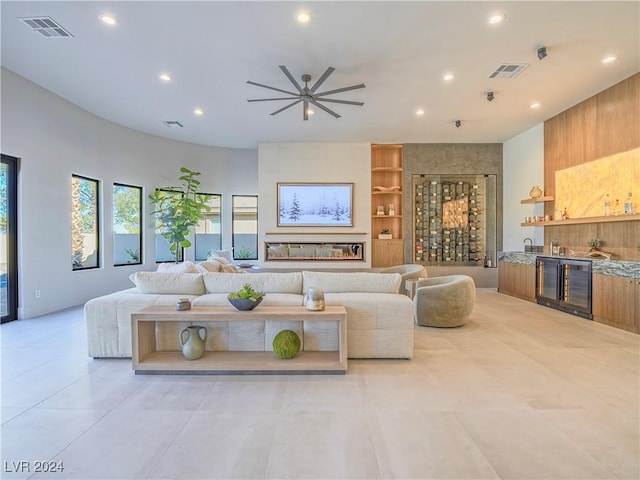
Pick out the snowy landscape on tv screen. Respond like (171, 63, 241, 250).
(278, 184, 353, 226)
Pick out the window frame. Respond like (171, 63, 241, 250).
(232, 195, 258, 261)
(71, 174, 100, 271)
(113, 182, 143, 267)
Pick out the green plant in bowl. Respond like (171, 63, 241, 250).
(227, 284, 265, 310)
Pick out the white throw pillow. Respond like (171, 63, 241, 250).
(208, 248, 234, 262)
(129, 272, 205, 295)
(157, 261, 200, 273)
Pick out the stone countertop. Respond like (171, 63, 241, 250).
(498, 251, 640, 278)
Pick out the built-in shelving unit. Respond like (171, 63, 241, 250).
(520, 196, 554, 204)
(521, 213, 640, 227)
(371, 144, 404, 268)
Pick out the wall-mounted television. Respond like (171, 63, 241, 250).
(277, 183, 353, 227)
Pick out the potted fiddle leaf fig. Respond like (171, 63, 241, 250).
(149, 167, 211, 263)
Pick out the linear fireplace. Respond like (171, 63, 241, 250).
(264, 242, 365, 262)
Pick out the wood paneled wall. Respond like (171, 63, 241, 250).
(543, 73, 640, 259)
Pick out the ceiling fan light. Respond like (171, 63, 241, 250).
(100, 14, 118, 26)
(159, 73, 172, 82)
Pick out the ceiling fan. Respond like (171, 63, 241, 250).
(247, 66, 365, 120)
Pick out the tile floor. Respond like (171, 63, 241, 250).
(1, 289, 638, 479)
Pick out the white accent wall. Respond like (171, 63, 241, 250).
(258, 143, 371, 269)
(503, 123, 545, 252)
(1, 69, 257, 319)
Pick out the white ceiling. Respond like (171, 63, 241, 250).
(2, 1, 638, 149)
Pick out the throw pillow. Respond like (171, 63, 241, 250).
(157, 261, 199, 273)
(196, 260, 223, 272)
(208, 248, 233, 263)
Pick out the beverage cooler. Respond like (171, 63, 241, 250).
(535, 256, 593, 319)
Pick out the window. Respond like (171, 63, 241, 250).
(72, 174, 100, 270)
(153, 189, 183, 263)
(1, 154, 19, 322)
(232, 195, 258, 260)
(113, 183, 142, 266)
(195, 193, 221, 261)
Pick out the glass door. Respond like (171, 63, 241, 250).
(1, 154, 19, 323)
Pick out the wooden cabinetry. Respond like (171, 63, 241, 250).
(372, 144, 403, 267)
(372, 239, 404, 268)
(592, 273, 639, 333)
(497, 261, 536, 302)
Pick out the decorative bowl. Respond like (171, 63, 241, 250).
(228, 297, 263, 311)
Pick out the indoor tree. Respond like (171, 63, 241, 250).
(149, 167, 211, 263)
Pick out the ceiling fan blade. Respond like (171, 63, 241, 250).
(270, 99, 302, 116)
(247, 97, 300, 102)
(303, 99, 309, 121)
(309, 67, 335, 93)
(315, 98, 364, 106)
(279, 66, 304, 94)
(315, 83, 366, 97)
(246, 80, 298, 96)
(309, 99, 341, 118)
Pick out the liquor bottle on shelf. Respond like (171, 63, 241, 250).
(614, 199, 621, 215)
(604, 194, 610, 216)
(624, 192, 634, 215)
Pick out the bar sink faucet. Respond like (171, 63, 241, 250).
(524, 237, 533, 252)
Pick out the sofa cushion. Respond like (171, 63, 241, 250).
(203, 272, 303, 294)
(302, 271, 401, 294)
(129, 272, 205, 295)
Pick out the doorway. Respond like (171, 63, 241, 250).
(1, 154, 19, 323)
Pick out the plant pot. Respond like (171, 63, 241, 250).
(378, 234, 392, 240)
(228, 297, 263, 311)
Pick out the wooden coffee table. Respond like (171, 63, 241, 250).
(131, 305, 347, 374)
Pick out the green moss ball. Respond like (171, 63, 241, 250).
(272, 330, 301, 359)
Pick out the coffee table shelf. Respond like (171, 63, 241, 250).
(131, 305, 347, 375)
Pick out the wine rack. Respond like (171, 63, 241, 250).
(413, 175, 490, 266)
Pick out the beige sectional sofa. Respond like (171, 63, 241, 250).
(84, 270, 414, 360)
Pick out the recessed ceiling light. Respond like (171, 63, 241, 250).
(99, 14, 118, 26)
(415, 109, 425, 116)
(443, 73, 455, 82)
(529, 102, 541, 109)
(488, 12, 506, 24)
(193, 108, 203, 116)
(296, 10, 312, 24)
(159, 73, 172, 82)
(602, 55, 618, 64)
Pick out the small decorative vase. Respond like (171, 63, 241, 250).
(304, 288, 325, 311)
(180, 325, 207, 360)
(529, 186, 543, 198)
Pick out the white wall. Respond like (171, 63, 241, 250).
(1, 69, 257, 318)
(503, 123, 545, 252)
(258, 143, 371, 269)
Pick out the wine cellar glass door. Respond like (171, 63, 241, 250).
(413, 174, 497, 268)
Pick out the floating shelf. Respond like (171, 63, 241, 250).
(520, 196, 554, 204)
(372, 167, 402, 172)
(521, 214, 640, 226)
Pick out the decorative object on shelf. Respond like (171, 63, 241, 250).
(179, 325, 207, 360)
(529, 185, 543, 198)
(372, 185, 401, 192)
(376, 205, 385, 215)
(569, 249, 612, 260)
(272, 330, 301, 359)
(304, 288, 325, 311)
(149, 167, 212, 264)
(378, 228, 392, 240)
(388, 204, 395, 216)
(587, 238, 601, 252)
(227, 283, 265, 311)
(175, 298, 191, 311)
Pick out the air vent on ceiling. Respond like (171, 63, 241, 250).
(488, 63, 529, 79)
(20, 17, 73, 38)
(160, 120, 184, 128)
